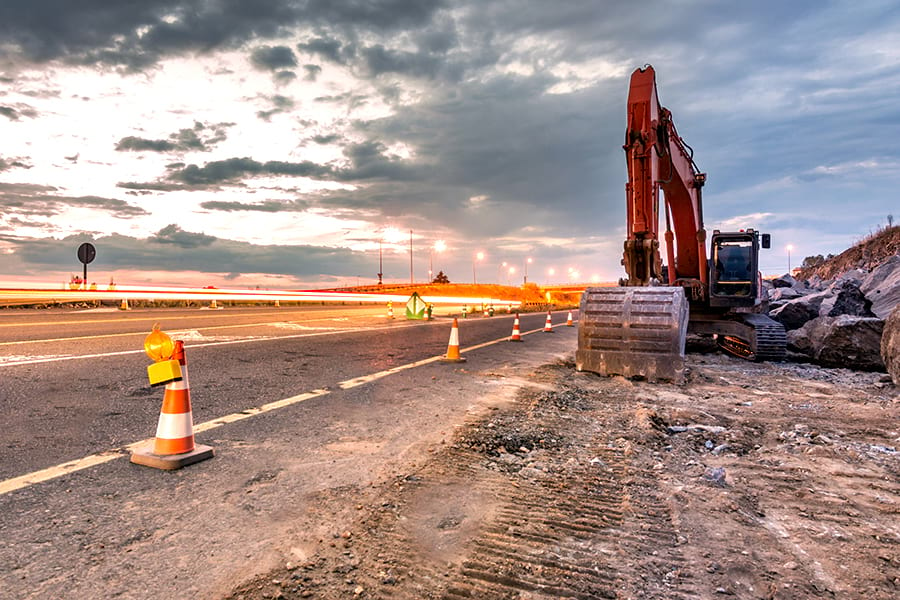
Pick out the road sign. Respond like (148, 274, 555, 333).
(76, 243, 96, 290)
(77, 243, 96, 265)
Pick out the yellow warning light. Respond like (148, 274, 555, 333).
(144, 324, 175, 362)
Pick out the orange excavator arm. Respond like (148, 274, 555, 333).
(622, 65, 708, 294)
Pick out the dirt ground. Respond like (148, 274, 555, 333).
(226, 352, 899, 600)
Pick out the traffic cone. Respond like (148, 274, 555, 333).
(119, 298, 130, 311)
(510, 313, 523, 342)
(543, 310, 555, 333)
(566, 311, 574, 326)
(209, 299, 219, 310)
(483, 306, 489, 318)
(441, 318, 467, 362)
(131, 341, 214, 470)
(388, 302, 394, 319)
(274, 299, 281, 307)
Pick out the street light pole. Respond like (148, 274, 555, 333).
(409, 230, 413, 284)
(786, 244, 793, 274)
(524, 257, 532, 285)
(378, 239, 383, 285)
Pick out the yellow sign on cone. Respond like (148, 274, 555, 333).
(144, 324, 182, 386)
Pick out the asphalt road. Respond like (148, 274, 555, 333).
(0, 305, 564, 479)
(0, 304, 578, 599)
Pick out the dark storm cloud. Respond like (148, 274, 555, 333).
(311, 133, 341, 145)
(250, 45, 297, 70)
(4, 229, 375, 279)
(297, 37, 351, 64)
(115, 121, 231, 153)
(275, 70, 298, 83)
(256, 94, 295, 121)
(149, 224, 216, 248)
(167, 157, 335, 186)
(0, 0, 445, 71)
(199, 199, 310, 213)
(302, 64, 321, 81)
(0, 156, 31, 171)
(0, 182, 150, 224)
(0, 104, 37, 120)
(360, 45, 445, 79)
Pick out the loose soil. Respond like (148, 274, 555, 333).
(227, 354, 899, 600)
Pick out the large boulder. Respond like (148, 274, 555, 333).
(771, 274, 799, 288)
(881, 305, 900, 385)
(788, 315, 885, 371)
(819, 279, 876, 318)
(770, 289, 829, 330)
(861, 255, 900, 319)
(768, 286, 804, 302)
(770, 279, 875, 330)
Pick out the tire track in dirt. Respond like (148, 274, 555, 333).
(227, 362, 698, 599)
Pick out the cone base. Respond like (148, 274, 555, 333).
(130, 444, 214, 470)
(509, 338, 523, 342)
(543, 330, 555, 333)
(441, 356, 467, 363)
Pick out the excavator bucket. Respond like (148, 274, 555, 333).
(576, 287, 689, 383)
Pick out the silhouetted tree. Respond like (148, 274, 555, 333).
(801, 255, 826, 269)
(432, 270, 450, 284)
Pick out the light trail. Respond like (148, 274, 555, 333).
(0, 284, 522, 308)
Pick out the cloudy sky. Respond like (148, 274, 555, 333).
(1, 0, 898, 289)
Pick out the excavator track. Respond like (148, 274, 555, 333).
(716, 313, 786, 362)
(577, 286, 689, 383)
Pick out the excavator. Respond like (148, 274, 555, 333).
(576, 65, 786, 382)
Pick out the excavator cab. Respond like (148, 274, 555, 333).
(708, 230, 764, 308)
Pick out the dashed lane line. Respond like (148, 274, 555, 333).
(0, 321, 568, 496)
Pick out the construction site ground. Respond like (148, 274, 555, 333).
(226, 349, 899, 600)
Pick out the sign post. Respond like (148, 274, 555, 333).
(77, 243, 96, 290)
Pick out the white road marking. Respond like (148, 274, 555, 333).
(0, 316, 364, 346)
(0, 319, 571, 496)
(0, 322, 421, 367)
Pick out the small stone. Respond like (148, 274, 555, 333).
(354, 585, 364, 595)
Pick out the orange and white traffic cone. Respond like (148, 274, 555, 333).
(441, 318, 467, 362)
(131, 341, 214, 470)
(543, 310, 555, 333)
(566, 311, 574, 326)
(510, 313, 523, 342)
(274, 299, 281, 307)
(119, 298, 130, 311)
(388, 302, 394, 319)
(209, 298, 219, 310)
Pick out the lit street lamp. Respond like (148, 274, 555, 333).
(430, 240, 446, 282)
(508, 266, 516, 286)
(473, 251, 484, 284)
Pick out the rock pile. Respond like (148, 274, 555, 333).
(765, 256, 900, 372)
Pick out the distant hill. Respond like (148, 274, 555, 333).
(797, 225, 900, 281)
